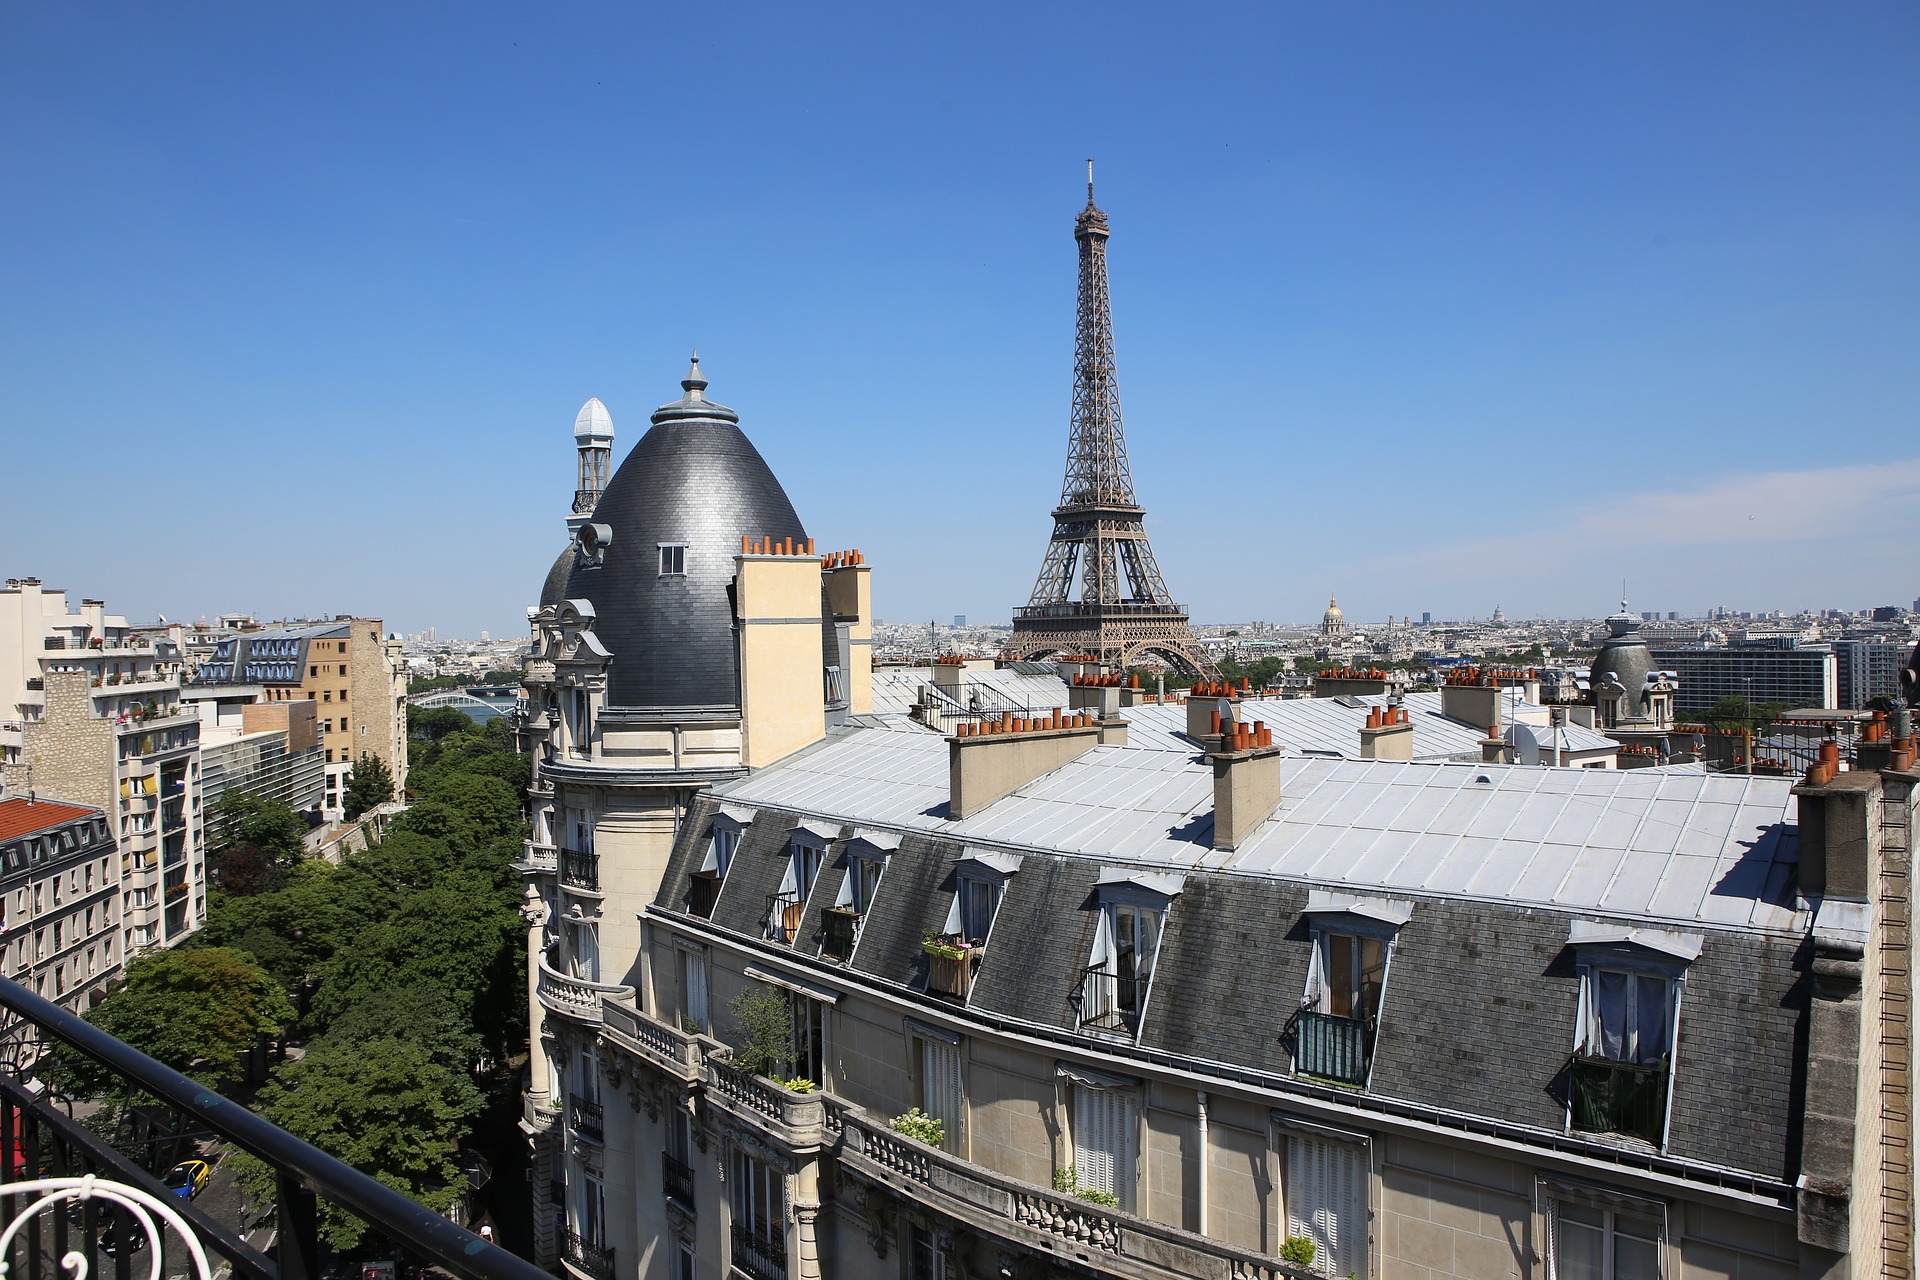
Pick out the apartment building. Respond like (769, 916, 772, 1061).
(185, 618, 407, 819)
(1, 578, 205, 950)
(0, 797, 124, 1014)
(198, 701, 327, 824)
(517, 360, 1913, 1280)
(1834, 638, 1915, 711)
(1651, 646, 1838, 715)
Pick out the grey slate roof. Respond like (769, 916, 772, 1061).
(561, 369, 807, 709)
(658, 773, 1808, 1183)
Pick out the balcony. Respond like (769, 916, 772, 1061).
(519, 840, 557, 874)
(0, 974, 546, 1280)
(568, 1095, 604, 1143)
(923, 937, 983, 1000)
(839, 1110, 1313, 1280)
(730, 1221, 787, 1280)
(704, 1058, 828, 1152)
(560, 1228, 614, 1280)
(601, 999, 704, 1083)
(1291, 1010, 1372, 1086)
(559, 848, 599, 892)
(1569, 1054, 1669, 1146)
(535, 956, 633, 1027)
(1072, 964, 1149, 1037)
(765, 891, 802, 945)
(687, 870, 720, 919)
(820, 906, 859, 961)
(523, 1091, 563, 1132)
(662, 1152, 694, 1210)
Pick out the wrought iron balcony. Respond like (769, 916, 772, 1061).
(662, 1153, 694, 1210)
(730, 1221, 787, 1280)
(1290, 1009, 1373, 1086)
(568, 1095, 604, 1142)
(1071, 964, 1149, 1036)
(560, 1227, 614, 1280)
(1569, 1053, 1669, 1146)
(559, 848, 599, 892)
(0, 974, 546, 1280)
(820, 906, 859, 960)
(765, 891, 803, 945)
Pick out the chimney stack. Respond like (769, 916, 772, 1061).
(1209, 725, 1282, 851)
(1360, 705, 1414, 761)
(949, 713, 1102, 819)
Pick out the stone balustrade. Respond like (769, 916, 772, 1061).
(838, 1110, 1312, 1280)
(535, 957, 633, 1027)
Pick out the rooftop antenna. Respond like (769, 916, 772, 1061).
(1086, 157, 1095, 204)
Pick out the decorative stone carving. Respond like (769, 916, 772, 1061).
(853, 1182, 895, 1260)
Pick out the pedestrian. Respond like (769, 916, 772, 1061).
(479, 1225, 494, 1246)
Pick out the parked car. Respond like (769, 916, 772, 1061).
(164, 1159, 209, 1201)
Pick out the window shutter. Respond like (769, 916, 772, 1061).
(684, 953, 707, 1028)
(922, 1039, 963, 1150)
(1073, 1086, 1136, 1206)
(1287, 1134, 1365, 1277)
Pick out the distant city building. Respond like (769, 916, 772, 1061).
(184, 618, 406, 820)
(953, 615, 966, 628)
(1652, 644, 1838, 713)
(1322, 594, 1348, 640)
(0, 578, 205, 950)
(1421, 610, 1431, 625)
(1835, 638, 1914, 710)
(0, 797, 123, 1016)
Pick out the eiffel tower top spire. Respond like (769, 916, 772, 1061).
(1006, 174, 1215, 678)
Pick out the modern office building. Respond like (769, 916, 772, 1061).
(0, 796, 124, 1016)
(197, 701, 327, 826)
(1651, 645, 1838, 715)
(185, 618, 407, 819)
(0, 579, 205, 951)
(1835, 639, 1914, 711)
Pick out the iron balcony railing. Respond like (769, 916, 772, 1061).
(730, 1221, 787, 1280)
(0, 975, 547, 1280)
(820, 907, 859, 961)
(559, 848, 599, 892)
(1569, 1054, 1669, 1146)
(568, 1095, 603, 1142)
(1072, 964, 1149, 1036)
(662, 1153, 694, 1209)
(1291, 1009, 1373, 1086)
(765, 892, 803, 945)
(559, 1228, 614, 1280)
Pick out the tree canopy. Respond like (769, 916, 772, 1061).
(79, 948, 294, 1084)
(207, 791, 309, 896)
(343, 752, 394, 820)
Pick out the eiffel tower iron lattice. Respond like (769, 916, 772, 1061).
(1007, 175, 1218, 678)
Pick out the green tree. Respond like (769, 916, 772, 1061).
(342, 752, 394, 821)
(239, 1033, 483, 1249)
(324, 985, 484, 1073)
(207, 791, 308, 896)
(78, 948, 293, 1085)
(727, 984, 794, 1078)
(408, 705, 477, 742)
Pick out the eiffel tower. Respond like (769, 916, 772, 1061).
(1007, 171, 1217, 678)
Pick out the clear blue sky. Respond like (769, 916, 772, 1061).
(3, 4, 1915, 637)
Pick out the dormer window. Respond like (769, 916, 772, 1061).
(1564, 922, 1697, 1147)
(690, 806, 753, 919)
(824, 829, 897, 961)
(766, 822, 833, 945)
(1290, 893, 1410, 1088)
(925, 850, 1020, 1001)
(1072, 870, 1182, 1039)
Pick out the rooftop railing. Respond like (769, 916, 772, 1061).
(1569, 1054, 1669, 1146)
(1289, 1010, 1373, 1087)
(0, 975, 548, 1280)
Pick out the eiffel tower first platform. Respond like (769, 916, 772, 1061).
(1006, 174, 1217, 678)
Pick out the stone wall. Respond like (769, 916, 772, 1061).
(20, 672, 113, 815)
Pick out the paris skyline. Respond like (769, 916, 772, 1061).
(3, 3, 1914, 637)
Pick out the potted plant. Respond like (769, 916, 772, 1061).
(922, 932, 979, 998)
(889, 1107, 945, 1147)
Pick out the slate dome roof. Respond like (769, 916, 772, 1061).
(1590, 601, 1655, 716)
(540, 543, 579, 609)
(559, 357, 808, 709)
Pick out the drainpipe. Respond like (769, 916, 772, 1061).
(1195, 1090, 1210, 1237)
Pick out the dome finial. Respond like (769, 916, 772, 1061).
(683, 350, 707, 401)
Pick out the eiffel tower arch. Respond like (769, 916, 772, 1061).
(1007, 174, 1217, 679)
